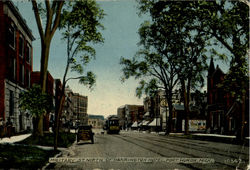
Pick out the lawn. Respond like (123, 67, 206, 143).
(0, 143, 59, 169)
(17, 132, 76, 148)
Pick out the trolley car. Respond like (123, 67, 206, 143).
(105, 115, 120, 134)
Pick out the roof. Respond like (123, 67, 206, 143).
(173, 104, 184, 111)
(88, 115, 104, 120)
(118, 105, 125, 109)
(4, 0, 35, 41)
(107, 115, 118, 120)
(211, 65, 225, 78)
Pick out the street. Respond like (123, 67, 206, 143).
(52, 130, 249, 170)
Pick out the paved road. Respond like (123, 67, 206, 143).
(52, 130, 249, 170)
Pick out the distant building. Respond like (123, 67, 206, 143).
(62, 87, 74, 128)
(72, 93, 88, 125)
(88, 115, 104, 129)
(117, 106, 126, 129)
(0, 0, 35, 133)
(117, 105, 144, 129)
(143, 90, 166, 131)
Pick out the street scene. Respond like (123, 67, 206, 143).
(53, 130, 249, 170)
(0, 0, 249, 169)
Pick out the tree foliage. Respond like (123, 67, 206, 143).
(19, 84, 53, 118)
(31, 0, 65, 137)
(59, 0, 105, 89)
(52, 0, 104, 151)
(122, 0, 248, 134)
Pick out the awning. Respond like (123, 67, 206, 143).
(144, 112, 150, 117)
(148, 118, 161, 126)
(138, 120, 150, 126)
(131, 121, 138, 127)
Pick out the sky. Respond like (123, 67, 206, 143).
(13, 0, 230, 118)
(14, 0, 148, 118)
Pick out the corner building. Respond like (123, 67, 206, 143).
(0, 0, 35, 132)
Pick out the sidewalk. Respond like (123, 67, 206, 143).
(166, 132, 250, 145)
(0, 133, 31, 144)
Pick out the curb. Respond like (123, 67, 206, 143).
(42, 151, 62, 170)
(42, 140, 77, 169)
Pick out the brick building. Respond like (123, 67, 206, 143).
(72, 93, 88, 125)
(117, 105, 144, 129)
(0, 0, 35, 133)
(207, 58, 249, 136)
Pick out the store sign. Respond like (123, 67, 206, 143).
(182, 120, 206, 132)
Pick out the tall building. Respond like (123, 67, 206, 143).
(0, 0, 35, 133)
(72, 93, 88, 125)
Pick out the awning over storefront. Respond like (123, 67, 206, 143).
(143, 112, 150, 117)
(148, 118, 161, 126)
(139, 120, 150, 126)
(131, 121, 138, 127)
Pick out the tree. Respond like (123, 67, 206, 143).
(52, 0, 104, 151)
(120, 18, 180, 134)
(121, 1, 208, 134)
(31, 0, 65, 136)
(19, 84, 53, 137)
(145, 1, 208, 134)
(193, 1, 249, 140)
(136, 0, 249, 136)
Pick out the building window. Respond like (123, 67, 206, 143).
(26, 69, 30, 87)
(8, 24, 15, 49)
(9, 90, 14, 116)
(19, 36, 24, 57)
(10, 58, 16, 80)
(26, 44, 31, 63)
(19, 64, 24, 84)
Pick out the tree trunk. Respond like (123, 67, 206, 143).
(40, 40, 51, 92)
(37, 114, 44, 136)
(240, 89, 246, 142)
(54, 93, 65, 151)
(168, 103, 173, 134)
(184, 89, 189, 135)
(181, 80, 190, 135)
(34, 40, 51, 137)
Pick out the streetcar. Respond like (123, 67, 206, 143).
(104, 115, 120, 134)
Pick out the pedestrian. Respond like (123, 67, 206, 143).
(0, 118, 4, 139)
(6, 117, 13, 138)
